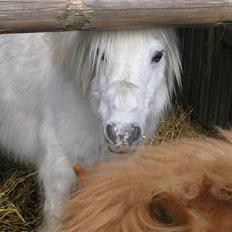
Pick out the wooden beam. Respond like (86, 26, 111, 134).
(0, 0, 232, 33)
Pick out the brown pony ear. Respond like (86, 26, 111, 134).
(150, 192, 192, 227)
(73, 164, 87, 177)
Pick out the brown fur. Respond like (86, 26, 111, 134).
(62, 130, 232, 232)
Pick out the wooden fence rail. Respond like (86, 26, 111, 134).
(1, 0, 232, 33)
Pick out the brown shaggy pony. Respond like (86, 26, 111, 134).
(62, 131, 232, 232)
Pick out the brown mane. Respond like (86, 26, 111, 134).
(62, 130, 232, 232)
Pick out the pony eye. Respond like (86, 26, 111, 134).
(96, 48, 105, 62)
(150, 199, 174, 225)
(150, 193, 190, 227)
(101, 53, 105, 61)
(151, 51, 163, 63)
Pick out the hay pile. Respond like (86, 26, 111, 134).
(0, 155, 42, 232)
(154, 104, 203, 143)
(0, 104, 203, 231)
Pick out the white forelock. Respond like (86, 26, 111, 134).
(56, 29, 181, 97)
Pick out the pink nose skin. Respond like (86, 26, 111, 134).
(104, 124, 142, 153)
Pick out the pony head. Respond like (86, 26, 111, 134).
(72, 29, 181, 153)
(63, 131, 232, 232)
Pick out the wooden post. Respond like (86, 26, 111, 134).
(0, 0, 232, 33)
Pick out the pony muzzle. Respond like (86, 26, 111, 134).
(104, 123, 142, 154)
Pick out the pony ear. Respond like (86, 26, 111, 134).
(150, 192, 191, 227)
(73, 164, 87, 177)
(210, 186, 232, 201)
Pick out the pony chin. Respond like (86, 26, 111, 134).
(107, 143, 139, 154)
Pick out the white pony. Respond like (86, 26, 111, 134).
(0, 29, 181, 231)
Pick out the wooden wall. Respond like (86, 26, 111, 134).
(179, 25, 232, 128)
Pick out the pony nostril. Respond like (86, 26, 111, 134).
(130, 126, 141, 144)
(105, 124, 117, 144)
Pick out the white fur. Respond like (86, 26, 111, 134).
(0, 29, 181, 231)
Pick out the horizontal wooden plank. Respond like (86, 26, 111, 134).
(84, 0, 232, 9)
(0, 0, 232, 33)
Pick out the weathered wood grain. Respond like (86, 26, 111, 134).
(0, 0, 232, 33)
